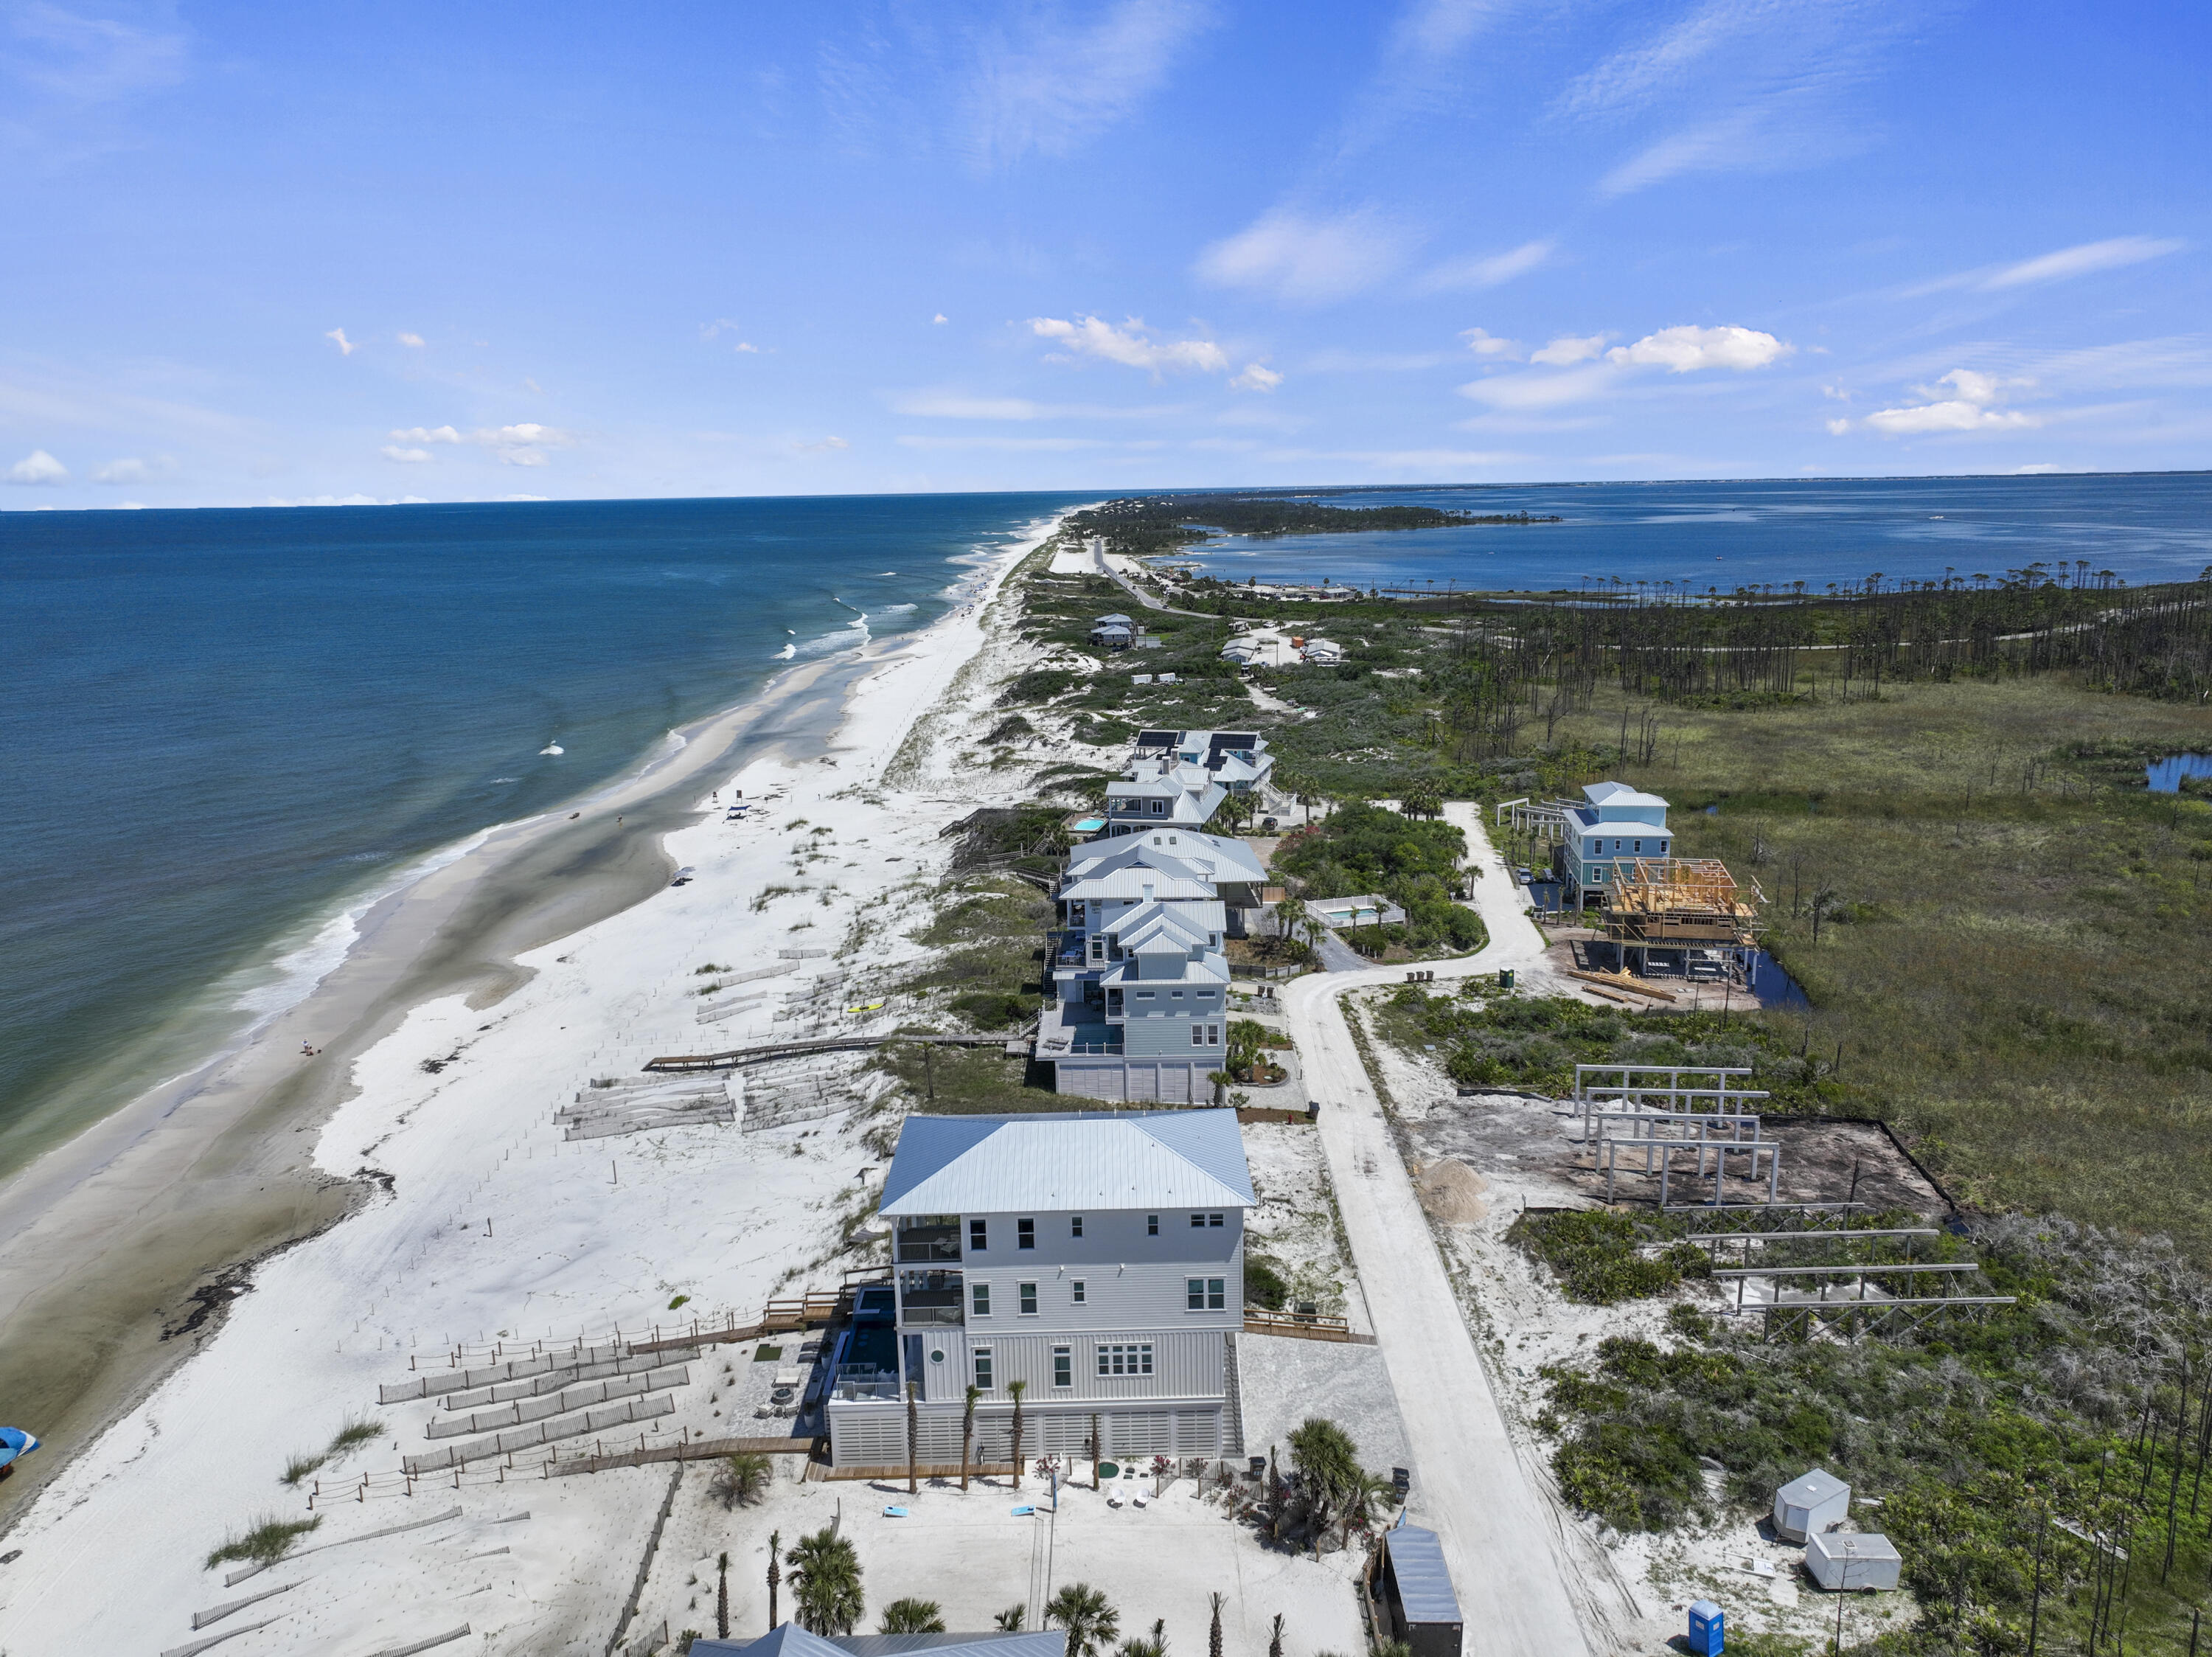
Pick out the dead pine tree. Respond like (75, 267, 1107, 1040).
(1208, 1594, 1225, 1657)
(961, 1384, 980, 1492)
(1009, 1379, 1028, 1489)
(718, 1551, 731, 1641)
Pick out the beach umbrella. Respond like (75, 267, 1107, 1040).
(0, 1426, 40, 1470)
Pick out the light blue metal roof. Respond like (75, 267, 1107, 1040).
(880, 1109, 1254, 1216)
(1385, 1524, 1464, 1626)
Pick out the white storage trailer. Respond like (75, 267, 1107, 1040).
(1773, 1467, 1851, 1543)
(1805, 1529, 1902, 1591)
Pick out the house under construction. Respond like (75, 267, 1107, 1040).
(1601, 857, 1763, 978)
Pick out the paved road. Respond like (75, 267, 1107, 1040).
(1279, 805, 1593, 1657)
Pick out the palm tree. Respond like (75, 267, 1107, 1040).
(766, 1529, 782, 1630)
(1045, 1583, 1120, 1657)
(1273, 895, 1307, 945)
(1339, 1468, 1399, 1550)
(1009, 1379, 1028, 1489)
(906, 1381, 920, 1496)
(995, 1606, 1028, 1632)
(1208, 1593, 1224, 1657)
(786, 1526, 865, 1635)
(880, 1599, 947, 1634)
(1267, 1613, 1285, 1657)
(961, 1384, 980, 1491)
(717, 1552, 731, 1640)
(713, 1451, 772, 1510)
(1117, 1618, 1170, 1657)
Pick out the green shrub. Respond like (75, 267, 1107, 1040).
(1245, 1256, 1289, 1311)
(206, 1513, 322, 1569)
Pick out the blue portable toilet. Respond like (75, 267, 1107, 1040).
(1687, 1599, 1724, 1656)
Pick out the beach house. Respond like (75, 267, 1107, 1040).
(1090, 613, 1137, 650)
(1557, 781, 1672, 906)
(1102, 729, 1275, 834)
(1034, 828, 1265, 1102)
(824, 1111, 1254, 1468)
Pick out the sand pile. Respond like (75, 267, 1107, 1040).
(1416, 1158, 1489, 1223)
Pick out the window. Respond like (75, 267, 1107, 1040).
(1192, 1212, 1223, 1229)
(1019, 1282, 1038, 1315)
(1017, 1218, 1034, 1250)
(1147, 1214, 1159, 1236)
(1053, 1347, 1072, 1389)
(970, 1218, 987, 1252)
(971, 1281, 991, 1316)
(1186, 1277, 1226, 1311)
(1098, 1343, 1154, 1377)
(1207, 1025, 1220, 1046)
(1191, 1024, 1206, 1047)
(1071, 1279, 1085, 1304)
(1186, 1276, 1205, 1307)
(1070, 1215, 1084, 1238)
(973, 1348, 993, 1390)
(1150, 800, 1165, 815)
(1633, 839, 1642, 853)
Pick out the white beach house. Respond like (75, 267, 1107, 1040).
(1559, 780, 1672, 906)
(1102, 729, 1275, 835)
(824, 1110, 1253, 1468)
(1036, 828, 1267, 1102)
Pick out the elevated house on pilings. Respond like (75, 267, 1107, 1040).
(1600, 856, 1764, 979)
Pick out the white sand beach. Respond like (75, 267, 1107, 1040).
(0, 519, 1074, 1653)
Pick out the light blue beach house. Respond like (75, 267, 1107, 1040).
(1102, 729, 1275, 835)
(1558, 780, 1672, 906)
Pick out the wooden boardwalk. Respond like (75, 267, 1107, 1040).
(644, 1032, 1013, 1074)
(1242, 1307, 1373, 1344)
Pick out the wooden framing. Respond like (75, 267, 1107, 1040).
(1601, 857, 1764, 948)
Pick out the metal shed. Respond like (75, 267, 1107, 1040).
(1773, 1467, 1851, 1543)
(1805, 1530, 1902, 1591)
(1378, 1524, 1464, 1657)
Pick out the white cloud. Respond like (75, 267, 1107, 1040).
(1460, 362, 1620, 409)
(324, 327, 357, 356)
(1853, 369, 2041, 436)
(897, 435, 1115, 452)
(506, 493, 550, 501)
(397, 332, 426, 347)
(797, 436, 851, 454)
(1460, 329, 1520, 359)
(1194, 208, 1413, 305)
(1230, 361, 1283, 392)
(933, 313, 950, 324)
(1825, 417, 1851, 436)
(382, 423, 577, 465)
(1605, 324, 1791, 372)
(1463, 322, 1790, 409)
(6, 449, 68, 484)
(888, 392, 1182, 421)
(1027, 316, 1229, 376)
(1902, 236, 2190, 298)
(1982, 235, 2186, 291)
(1418, 239, 1555, 292)
(733, 341, 762, 354)
(1531, 333, 1607, 366)
(1564, 1, 1921, 198)
(92, 456, 153, 483)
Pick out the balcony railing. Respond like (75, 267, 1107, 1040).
(1065, 1040, 1124, 1055)
(832, 1365, 901, 1402)
(895, 1226, 961, 1263)
(899, 1304, 965, 1328)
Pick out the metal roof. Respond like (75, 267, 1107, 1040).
(1778, 1468, 1848, 1507)
(1584, 780, 1669, 810)
(1060, 872, 1218, 903)
(1385, 1524, 1463, 1626)
(880, 1110, 1255, 1216)
(1806, 1530, 1900, 1564)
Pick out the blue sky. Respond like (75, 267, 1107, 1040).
(3, 0, 2207, 507)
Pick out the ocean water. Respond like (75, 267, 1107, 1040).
(0, 493, 1085, 1176)
(1178, 473, 2212, 594)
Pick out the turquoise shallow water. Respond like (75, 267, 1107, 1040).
(0, 493, 1083, 1172)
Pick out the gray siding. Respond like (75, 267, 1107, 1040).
(1051, 1059, 1215, 1102)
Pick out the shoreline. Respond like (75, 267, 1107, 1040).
(0, 526, 1040, 1531)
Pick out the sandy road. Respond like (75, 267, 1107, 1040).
(1278, 803, 1593, 1657)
